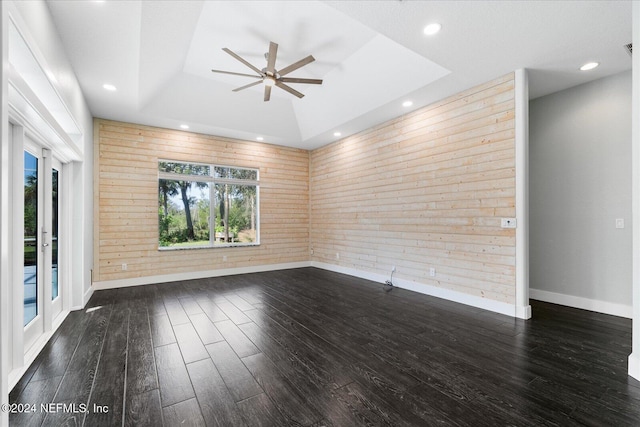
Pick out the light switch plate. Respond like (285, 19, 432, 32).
(616, 218, 624, 229)
(501, 218, 517, 229)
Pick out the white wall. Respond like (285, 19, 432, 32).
(12, 0, 94, 308)
(529, 70, 632, 317)
(1, 3, 11, 425)
(629, 0, 639, 382)
(0, 1, 93, 424)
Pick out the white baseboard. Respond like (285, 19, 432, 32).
(529, 288, 633, 318)
(630, 353, 640, 381)
(516, 304, 532, 319)
(311, 261, 521, 318)
(92, 261, 311, 290)
(70, 285, 95, 311)
(83, 285, 94, 307)
(93, 260, 530, 319)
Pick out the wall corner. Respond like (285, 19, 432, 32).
(515, 68, 531, 319)
(630, 0, 640, 381)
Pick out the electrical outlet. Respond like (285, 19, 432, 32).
(501, 218, 517, 229)
(392, 266, 396, 272)
(429, 267, 436, 277)
(310, 248, 314, 255)
(223, 255, 227, 262)
(121, 263, 127, 271)
(336, 252, 340, 260)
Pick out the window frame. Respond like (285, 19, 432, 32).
(158, 160, 260, 250)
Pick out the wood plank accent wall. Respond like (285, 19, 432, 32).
(94, 119, 309, 283)
(309, 73, 516, 304)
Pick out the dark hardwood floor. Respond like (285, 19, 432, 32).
(9, 267, 640, 426)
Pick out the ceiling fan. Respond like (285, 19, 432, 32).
(211, 41, 323, 102)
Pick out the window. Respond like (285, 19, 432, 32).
(158, 161, 259, 249)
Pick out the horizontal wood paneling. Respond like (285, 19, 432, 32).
(95, 73, 517, 306)
(94, 119, 309, 282)
(309, 74, 517, 304)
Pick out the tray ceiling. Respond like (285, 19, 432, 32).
(46, 0, 632, 149)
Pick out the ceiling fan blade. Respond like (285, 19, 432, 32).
(211, 69, 262, 79)
(278, 55, 315, 77)
(264, 85, 272, 102)
(222, 47, 263, 75)
(279, 77, 323, 85)
(275, 81, 304, 98)
(266, 42, 278, 75)
(233, 80, 263, 92)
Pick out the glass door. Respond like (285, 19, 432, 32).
(51, 160, 62, 319)
(22, 143, 63, 352)
(23, 148, 43, 350)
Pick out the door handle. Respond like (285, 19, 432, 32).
(41, 228, 49, 252)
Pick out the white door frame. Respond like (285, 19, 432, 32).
(8, 118, 70, 381)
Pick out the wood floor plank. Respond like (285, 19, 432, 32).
(242, 310, 352, 389)
(40, 397, 88, 427)
(52, 304, 113, 402)
(147, 297, 167, 317)
(234, 288, 265, 306)
(205, 341, 262, 402)
(224, 293, 255, 312)
(195, 296, 230, 323)
(126, 307, 158, 396)
(187, 358, 247, 427)
(179, 296, 204, 315)
(8, 376, 61, 427)
(236, 393, 290, 427)
(330, 381, 419, 427)
(164, 299, 191, 326)
(124, 388, 163, 427)
(189, 313, 224, 345)
(154, 343, 195, 407)
(25, 311, 88, 385)
(242, 352, 322, 425)
(237, 321, 365, 426)
(255, 295, 421, 392)
(215, 300, 252, 325)
(163, 397, 206, 427)
(84, 305, 130, 427)
(174, 322, 210, 364)
(150, 314, 176, 347)
(214, 319, 260, 358)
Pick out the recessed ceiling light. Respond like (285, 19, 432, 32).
(423, 23, 442, 36)
(102, 83, 117, 91)
(180, 124, 189, 129)
(333, 132, 342, 137)
(256, 136, 264, 141)
(580, 62, 599, 71)
(402, 101, 413, 107)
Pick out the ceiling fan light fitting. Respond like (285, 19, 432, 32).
(218, 41, 319, 101)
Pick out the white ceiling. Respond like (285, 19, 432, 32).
(46, 0, 632, 150)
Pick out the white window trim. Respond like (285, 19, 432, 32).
(158, 160, 260, 250)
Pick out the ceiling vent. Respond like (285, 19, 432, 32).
(625, 43, 632, 57)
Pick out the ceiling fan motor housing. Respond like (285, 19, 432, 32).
(211, 41, 323, 101)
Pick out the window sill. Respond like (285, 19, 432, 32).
(158, 242, 260, 251)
